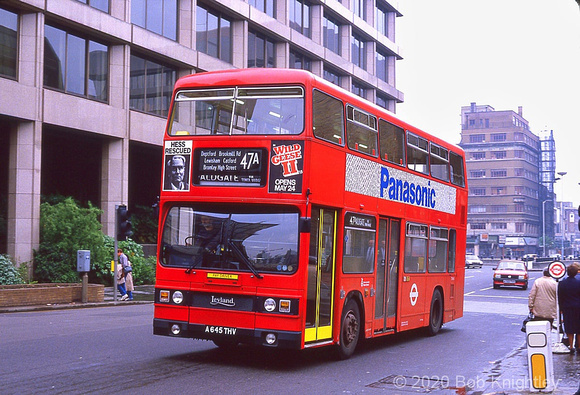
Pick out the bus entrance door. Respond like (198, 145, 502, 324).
(305, 207, 337, 344)
(373, 218, 400, 333)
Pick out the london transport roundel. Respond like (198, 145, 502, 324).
(548, 261, 566, 280)
(409, 283, 419, 306)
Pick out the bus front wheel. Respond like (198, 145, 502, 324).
(426, 289, 443, 336)
(337, 299, 360, 359)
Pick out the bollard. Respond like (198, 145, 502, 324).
(526, 320, 554, 392)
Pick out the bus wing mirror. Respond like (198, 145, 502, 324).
(300, 217, 311, 233)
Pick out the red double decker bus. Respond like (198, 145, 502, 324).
(153, 68, 468, 358)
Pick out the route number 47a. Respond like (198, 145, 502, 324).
(240, 152, 260, 170)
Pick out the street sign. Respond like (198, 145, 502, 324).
(548, 260, 566, 280)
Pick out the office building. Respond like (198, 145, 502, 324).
(0, 0, 404, 264)
(460, 102, 541, 258)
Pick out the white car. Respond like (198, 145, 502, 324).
(465, 254, 483, 269)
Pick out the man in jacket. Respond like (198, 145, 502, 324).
(528, 268, 557, 325)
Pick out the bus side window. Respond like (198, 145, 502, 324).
(346, 106, 378, 157)
(430, 143, 450, 182)
(448, 229, 457, 272)
(404, 223, 428, 273)
(449, 151, 465, 187)
(407, 132, 429, 175)
(378, 119, 405, 166)
(312, 90, 344, 145)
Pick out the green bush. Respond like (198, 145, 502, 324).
(34, 197, 107, 283)
(0, 254, 24, 285)
(33, 196, 157, 285)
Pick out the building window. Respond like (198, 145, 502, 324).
(351, 81, 366, 99)
(470, 170, 485, 178)
(196, 5, 232, 63)
(248, 0, 276, 18)
(490, 169, 507, 178)
(376, 49, 388, 83)
(471, 188, 486, 196)
(289, 0, 310, 38)
(132, 0, 177, 40)
(491, 133, 506, 142)
(472, 152, 485, 160)
(351, 34, 366, 70)
(469, 134, 485, 143)
(323, 15, 340, 55)
(351, 0, 366, 20)
(0, 7, 17, 79)
(471, 223, 486, 230)
(491, 223, 507, 230)
(376, 94, 388, 110)
(493, 151, 506, 159)
(248, 30, 275, 68)
(129, 54, 176, 117)
(289, 50, 311, 71)
(515, 222, 524, 232)
(375, 3, 388, 37)
(491, 205, 507, 213)
(44, 24, 109, 102)
(469, 205, 486, 213)
(323, 67, 341, 86)
(491, 187, 505, 195)
(77, 0, 109, 13)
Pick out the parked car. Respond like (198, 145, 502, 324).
(465, 254, 483, 269)
(493, 260, 528, 290)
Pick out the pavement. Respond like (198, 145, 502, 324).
(0, 284, 155, 314)
(2, 264, 579, 394)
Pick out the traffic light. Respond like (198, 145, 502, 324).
(116, 205, 133, 241)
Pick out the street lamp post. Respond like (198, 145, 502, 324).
(557, 171, 567, 259)
(542, 199, 549, 257)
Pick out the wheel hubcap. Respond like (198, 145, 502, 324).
(344, 311, 359, 344)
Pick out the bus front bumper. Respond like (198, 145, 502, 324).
(153, 318, 302, 349)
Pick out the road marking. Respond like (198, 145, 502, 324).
(465, 293, 528, 300)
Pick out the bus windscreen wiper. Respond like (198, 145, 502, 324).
(228, 241, 262, 279)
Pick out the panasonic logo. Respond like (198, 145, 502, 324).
(380, 167, 436, 209)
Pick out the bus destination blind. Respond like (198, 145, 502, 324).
(194, 148, 266, 186)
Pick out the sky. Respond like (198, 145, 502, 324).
(395, 0, 580, 207)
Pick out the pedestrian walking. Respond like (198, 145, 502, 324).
(557, 263, 580, 353)
(528, 268, 557, 325)
(116, 262, 128, 301)
(125, 259, 134, 301)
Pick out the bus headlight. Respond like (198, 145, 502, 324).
(264, 298, 276, 312)
(172, 291, 184, 304)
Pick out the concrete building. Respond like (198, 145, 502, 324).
(459, 102, 542, 259)
(0, 0, 404, 265)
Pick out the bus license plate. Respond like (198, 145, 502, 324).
(204, 325, 238, 336)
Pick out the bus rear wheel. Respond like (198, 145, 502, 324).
(426, 289, 443, 336)
(337, 299, 360, 359)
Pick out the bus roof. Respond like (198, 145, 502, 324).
(172, 68, 464, 155)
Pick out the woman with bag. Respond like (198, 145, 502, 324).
(118, 248, 134, 301)
(116, 263, 128, 301)
(124, 260, 134, 301)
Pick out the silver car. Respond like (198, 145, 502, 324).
(465, 254, 483, 269)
